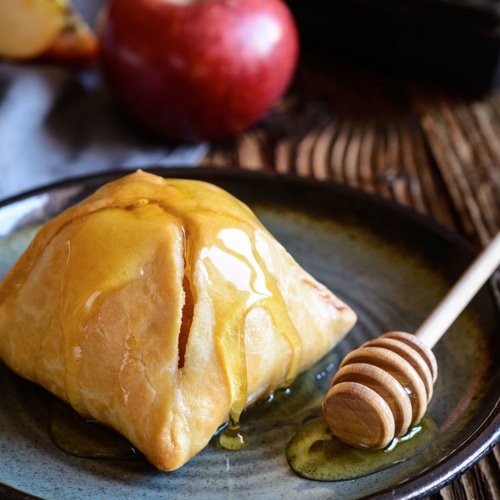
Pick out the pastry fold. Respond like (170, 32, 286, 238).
(0, 170, 356, 471)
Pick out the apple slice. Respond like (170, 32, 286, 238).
(0, 0, 98, 67)
(0, 0, 69, 60)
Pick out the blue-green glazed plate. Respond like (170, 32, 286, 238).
(0, 168, 498, 499)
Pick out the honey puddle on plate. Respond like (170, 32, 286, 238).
(49, 398, 248, 460)
(50, 397, 438, 481)
(49, 399, 139, 460)
(286, 415, 439, 481)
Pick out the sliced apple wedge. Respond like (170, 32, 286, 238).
(0, 0, 69, 60)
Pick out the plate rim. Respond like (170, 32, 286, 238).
(0, 166, 498, 500)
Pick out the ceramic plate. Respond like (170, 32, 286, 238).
(0, 168, 499, 500)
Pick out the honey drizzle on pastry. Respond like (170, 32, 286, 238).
(53, 173, 303, 438)
(199, 226, 302, 424)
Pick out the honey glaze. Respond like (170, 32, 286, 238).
(44, 174, 305, 457)
(199, 226, 302, 426)
(286, 415, 438, 481)
(46, 175, 305, 459)
(49, 399, 139, 460)
(111, 175, 304, 434)
(217, 416, 249, 451)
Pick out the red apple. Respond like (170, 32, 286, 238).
(98, 0, 299, 142)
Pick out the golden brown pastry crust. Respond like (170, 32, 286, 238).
(0, 170, 356, 471)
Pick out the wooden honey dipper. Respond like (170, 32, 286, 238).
(322, 231, 500, 450)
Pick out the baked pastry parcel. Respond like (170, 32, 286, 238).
(0, 170, 357, 471)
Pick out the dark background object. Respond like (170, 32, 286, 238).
(286, 0, 500, 94)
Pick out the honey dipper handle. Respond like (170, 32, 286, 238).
(415, 232, 500, 349)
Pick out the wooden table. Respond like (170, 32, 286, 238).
(202, 51, 500, 500)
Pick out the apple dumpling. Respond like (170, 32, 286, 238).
(0, 170, 356, 471)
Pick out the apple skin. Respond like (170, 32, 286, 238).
(98, 0, 299, 142)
